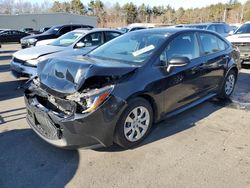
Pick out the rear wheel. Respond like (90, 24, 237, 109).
(219, 70, 237, 99)
(114, 97, 153, 148)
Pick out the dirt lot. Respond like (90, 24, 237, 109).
(0, 44, 250, 188)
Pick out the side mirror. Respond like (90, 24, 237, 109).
(228, 30, 234, 36)
(75, 42, 85, 48)
(167, 57, 189, 72)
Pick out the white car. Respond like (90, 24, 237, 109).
(10, 28, 122, 78)
(227, 22, 250, 65)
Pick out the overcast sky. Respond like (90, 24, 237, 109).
(35, 0, 247, 9)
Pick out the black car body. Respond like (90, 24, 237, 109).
(24, 28, 240, 149)
(20, 24, 94, 48)
(0, 30, 29, 43)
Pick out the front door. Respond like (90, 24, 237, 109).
(155, 32, 208, 114)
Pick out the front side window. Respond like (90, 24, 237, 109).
(79, 32, 103, 47)
(89, 31, 168, 64)
(50, 31, 84, 47)
(199, 33, 227, 55)
(160, 33, 199, 64)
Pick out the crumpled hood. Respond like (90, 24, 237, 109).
(37, 56, 138, 95)
(227, 34, 250, 43)
(13, 45, 65, 61)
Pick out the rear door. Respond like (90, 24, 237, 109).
(198, 32, 228, 92)
(11, 30, 22, 42)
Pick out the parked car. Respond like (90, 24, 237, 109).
(24, 28, 240, 149)
(227, 22, 250, 65)
(11, 28, 122, 78)
(184, 22, 231, 37)
(21, 28, 34, 33)
(20, 24, 94, 48)
(118, 23, 155, 33)
(0, 30, 29, 43)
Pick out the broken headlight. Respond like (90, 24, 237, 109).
(66, 85, 114, 113)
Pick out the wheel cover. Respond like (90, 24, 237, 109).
(225, 74, 235, 96)
(123, 106, 150, 142)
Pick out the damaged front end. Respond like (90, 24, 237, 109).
(24, 57, 136, 148)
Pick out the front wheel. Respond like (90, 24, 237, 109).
(114, 97, 153, 149)
(219, 70, 237, 99)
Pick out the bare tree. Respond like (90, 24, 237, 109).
(0, 0, 15, 14)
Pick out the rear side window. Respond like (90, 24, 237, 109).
(130, 27, 146, 32)
(72, 25, 82, 30)
(207, 25, 216, 32)
(59, 26, 71, 35)
(199, 33, 227, 55)
(105, 32, 121, 41)
(162, 33, 200, 61)
(215, 25, 225, 34)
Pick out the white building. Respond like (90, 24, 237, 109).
(0, 13, 97, 30)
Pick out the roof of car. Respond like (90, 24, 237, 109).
(184, 22, 227, 26)
(74, 28, 122, 34)
(130, 27, 192, 33)
(50, 24, 94, 28)
(130, 27, 225, 36)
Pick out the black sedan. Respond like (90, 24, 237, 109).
(24, 28, 240, 149)
(0, 30, 29, 43)
(20, 24, 94, 48)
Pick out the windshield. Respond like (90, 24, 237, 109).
(50, 31, 84, 47)
(89, 31, 168, 64)
(235, 23, 250, 34)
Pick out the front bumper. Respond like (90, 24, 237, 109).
(24, 91, 126, 149)
(232, 43, 250, 63)
(10, 60, 37, 78)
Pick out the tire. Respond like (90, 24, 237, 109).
(219, 70, 237, 99)
(114, 97, 153, 149)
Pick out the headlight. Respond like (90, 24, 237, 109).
(27, 38, 37, 45)
(20, 39, 26, 43)
(66, 85, 114, 113)
(25, 59, 39, 66)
